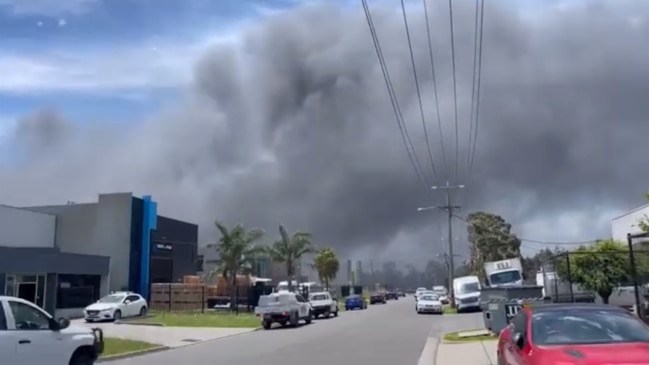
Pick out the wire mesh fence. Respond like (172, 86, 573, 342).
(541, 233, 649, 319)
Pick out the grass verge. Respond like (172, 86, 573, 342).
(132, 312, 260, 328)
(102, 338, 160, 357)
(443, 330, 496, 343)
(443, 305, 457, 314)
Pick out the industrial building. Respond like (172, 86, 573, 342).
(0, 193, 199, 318)
(611, 203, 649, 244)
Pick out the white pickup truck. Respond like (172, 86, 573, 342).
(308, 291, 338, 319)
(255, 292, 313, 330)
(0, 296, 104, 364)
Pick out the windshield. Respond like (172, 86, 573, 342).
(98, 294, 125, 303)
(420, 295, 439, 301)
(347, 295, 361, 300)
(489, 270, 522, 285)
(310, 294, 328, 301)
(456, 282, 480, 295)
(277, 284, 289, 291)
(532, 310, 649, 345)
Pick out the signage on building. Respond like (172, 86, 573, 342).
(156, 243, 172, 251)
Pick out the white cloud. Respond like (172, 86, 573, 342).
(0, 0, 97, 17)
(0, 33, 239, 95)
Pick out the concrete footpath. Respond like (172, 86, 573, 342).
(435, 340, 498, 364)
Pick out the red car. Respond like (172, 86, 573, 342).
(497, 303, 649, 365)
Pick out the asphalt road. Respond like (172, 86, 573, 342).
(108, 297, 483, 365)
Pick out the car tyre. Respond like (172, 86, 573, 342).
(139, 307, 147, 316)
(113, 310, 121, 321)
(263, 320, 272, 330)
(289, 312, 299, 327)
(69, 349, 94, 365)
(333, 308, 338, 317)
(305, 311, 313, 324)
(324, 309, 330, 318)
(345, 307, 350, 311)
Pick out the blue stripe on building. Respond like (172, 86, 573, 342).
(139, 195, 157, 299)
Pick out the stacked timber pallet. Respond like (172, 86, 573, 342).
(150, 283, 205, 311)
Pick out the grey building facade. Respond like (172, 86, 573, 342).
(1, 193, 199, 318)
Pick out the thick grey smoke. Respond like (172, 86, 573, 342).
(0, 1, 648, 265)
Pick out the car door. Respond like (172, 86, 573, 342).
(4, 299, 68, 365)
(295, 295, 309, 317)
(503, 311, 528, 365)
(124, 295, 142, 317)
(0, 299, 19, 365)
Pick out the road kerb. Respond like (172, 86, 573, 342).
(97, 346, 170, 362)
(417, 337, 438, 365)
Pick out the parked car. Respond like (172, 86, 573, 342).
(370, 292, 387, 304)
(84, 291, 148, 322)
(0, 295, 104, 364)
(344, 295, 367, 310)
(498, 303, 649, 364)
(308, 291, 338, 318)
(395, 289, 406, 297)
(414, 287, 427, 301)
(432, 286, 449, 304)
(416, 294, 443, 314)
(255, 292, 313, 329)
(385, 291, 399, 300)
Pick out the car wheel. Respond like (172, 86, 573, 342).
(139, 306, 147, 316)
(289, 312, 299, 327)
(69, 348, 95, 365)
(263, 320, 272, 330)
(345, 307, 350, 311)
(305, 311, 313, 324)
(324, 309, 330, 318)
(113, 310, 121, 321)
(333, 309, 338, 317)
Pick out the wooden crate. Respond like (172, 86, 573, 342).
(150, 283, 206, 312)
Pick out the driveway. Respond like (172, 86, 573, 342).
(72, 319, 255, 348)
(104, 296, 485, 365)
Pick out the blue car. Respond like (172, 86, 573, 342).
(345, 295, 367, 310)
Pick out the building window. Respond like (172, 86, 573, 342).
(196, 255, 204, 272)
(57, 274, 101, 309)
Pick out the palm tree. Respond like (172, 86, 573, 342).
(208, 220, 265, 309)
(312, 248, 340, 290)
(266, 224, 316, 292)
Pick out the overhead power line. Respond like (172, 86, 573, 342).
(447, 0, 460, 184)
(467, 0, 486, 180)
(451, 213, 601, 247)
(361, 0, 434, 196)
(400, 0, 440, 185)
(422, 0, 449, 182)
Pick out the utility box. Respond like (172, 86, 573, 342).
(481, 286, 546, 334)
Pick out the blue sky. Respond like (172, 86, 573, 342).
(0, 0, 571, 140)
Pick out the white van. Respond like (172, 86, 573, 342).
(453, 276, 481, 313)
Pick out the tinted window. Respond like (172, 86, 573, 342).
(531, 310, 649, 345)
(456, 282, 480, 294)
(8, 301, 51, 330)
(99, 294, 126, 303)
(126, 295, 141, 302)
(512, 311, 527, 334)
(420, 295, 438, 301)
(310, 294, 329, 301)
(0, 303, 7, 330)
(490, 271, 522, 285)
(347, 295, 360, 300)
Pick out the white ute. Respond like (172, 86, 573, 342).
(308, 291, 338, 319)
(255, 292, 313, 330)
(0, 296, 104, 365)
(84, 291, 148, 322)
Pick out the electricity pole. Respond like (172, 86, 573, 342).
(418, 181, 464, 308)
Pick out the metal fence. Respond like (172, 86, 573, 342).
(541, 232, 649, 318)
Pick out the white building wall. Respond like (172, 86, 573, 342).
(0, 205, 55, 248)
(611, 203, 649, 244)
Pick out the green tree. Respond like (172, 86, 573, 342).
(209, 221, 265, 309)
(568, 240, 629, 304)
(266, 224, 316, 291)
(466, 211, 522, 278)
(312, 248, 340, 289)
(639, 192, 649, 232)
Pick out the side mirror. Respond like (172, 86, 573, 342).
(124, 300, 131, 304)
(512, 332, 525, 349)
(51, 317, 70, 331)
